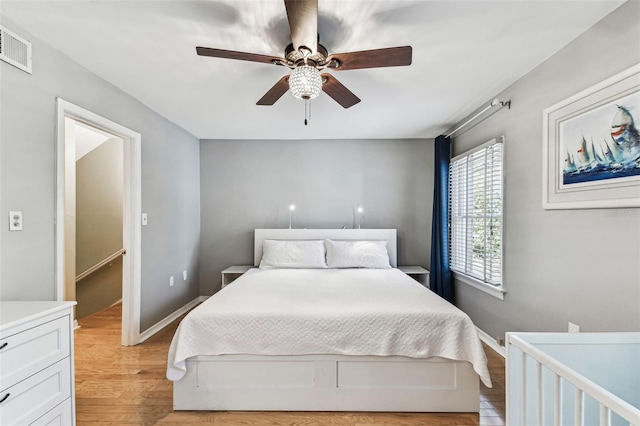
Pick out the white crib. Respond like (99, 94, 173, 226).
(506, 332, 640, 426)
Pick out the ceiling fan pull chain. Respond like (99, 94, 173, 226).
(304, 98, 309, 126)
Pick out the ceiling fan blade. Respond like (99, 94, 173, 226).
(196, 47, 284, 65)
(257, 76, 290, 106)
(321, 74, 360, 109)
(284, 0, 318, 55)
(327, 46, 412, 71)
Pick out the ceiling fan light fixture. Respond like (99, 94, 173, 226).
(289, 65, 322, 100)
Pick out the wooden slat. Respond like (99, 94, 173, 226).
(554, 375, 562, 426)
(575, 389, 584, 426)
(600, 403, 611, 426)
(522, 352, 527, 425)
(536, 361, 544, 425)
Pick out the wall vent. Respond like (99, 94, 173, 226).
(0, 25, 32, 74)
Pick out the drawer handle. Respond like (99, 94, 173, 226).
(0, 393, 9, 404)
(0, 342, 7, 350)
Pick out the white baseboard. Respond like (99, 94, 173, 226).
(138, 296, 208, 344)
(73, 319, 81, 330)
(476, 326, 506, 358)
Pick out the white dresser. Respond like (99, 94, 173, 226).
(0, 301, 76, 425)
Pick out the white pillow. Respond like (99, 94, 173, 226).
(325, 239, 391, 269)
(259, 240, 328, 269)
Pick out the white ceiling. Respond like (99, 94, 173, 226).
(1, 1, 625, 140)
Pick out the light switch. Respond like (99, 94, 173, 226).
(142, 213, 148, 226)
(9, 211, 23, 231)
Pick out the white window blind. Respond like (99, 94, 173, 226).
(449, 139, 503, 286)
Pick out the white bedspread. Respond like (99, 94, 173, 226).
(166, 268, 491, 387)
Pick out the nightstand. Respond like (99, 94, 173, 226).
(221, 265, 253, 288)
(398, 266, 430, 288)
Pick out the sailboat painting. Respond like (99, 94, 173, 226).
(559, 91, 640, 186)
(544, 64, 640, 209)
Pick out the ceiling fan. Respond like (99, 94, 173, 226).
(196, 0, 412, 117)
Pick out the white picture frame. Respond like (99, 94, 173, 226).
(542, 64, 640, 209)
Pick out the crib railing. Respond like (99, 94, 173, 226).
(506, 332, 640, 426)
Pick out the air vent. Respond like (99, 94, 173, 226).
(0, 25, 32, 74)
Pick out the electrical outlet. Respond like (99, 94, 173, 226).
(9, 211, 23, 231)
(169, 276, 174, 287)
(183, 270, 187, 281)
(568, 322, 580, 333)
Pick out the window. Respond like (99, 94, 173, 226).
(449, 138, 504, 295)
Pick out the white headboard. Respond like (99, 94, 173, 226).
(254, 229, 397, 267)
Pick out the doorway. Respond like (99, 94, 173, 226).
(55, 98, 142, 346)
(67, 118, 124, 320)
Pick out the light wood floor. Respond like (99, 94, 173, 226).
(75, 304, 506, 425)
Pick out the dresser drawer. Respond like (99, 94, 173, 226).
(0, 358, 72, 425)
(30, 398, 73, 426)
(0, 315, 70, 391)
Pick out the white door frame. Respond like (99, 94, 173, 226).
(55, 98, 142, 346)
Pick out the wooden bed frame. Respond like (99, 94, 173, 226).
(173, 229, 480, 412)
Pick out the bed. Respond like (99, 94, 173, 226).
(167, 229, 491, 412)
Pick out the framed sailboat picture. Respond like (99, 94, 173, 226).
(543, 64, 640, 209)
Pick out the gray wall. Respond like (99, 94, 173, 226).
(76, 138, 123, 274)
(199, 138, 433, 295)
(76, 257, 122, 320)
(0, 17, 201, 332)
(451, 2, 640, 338)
